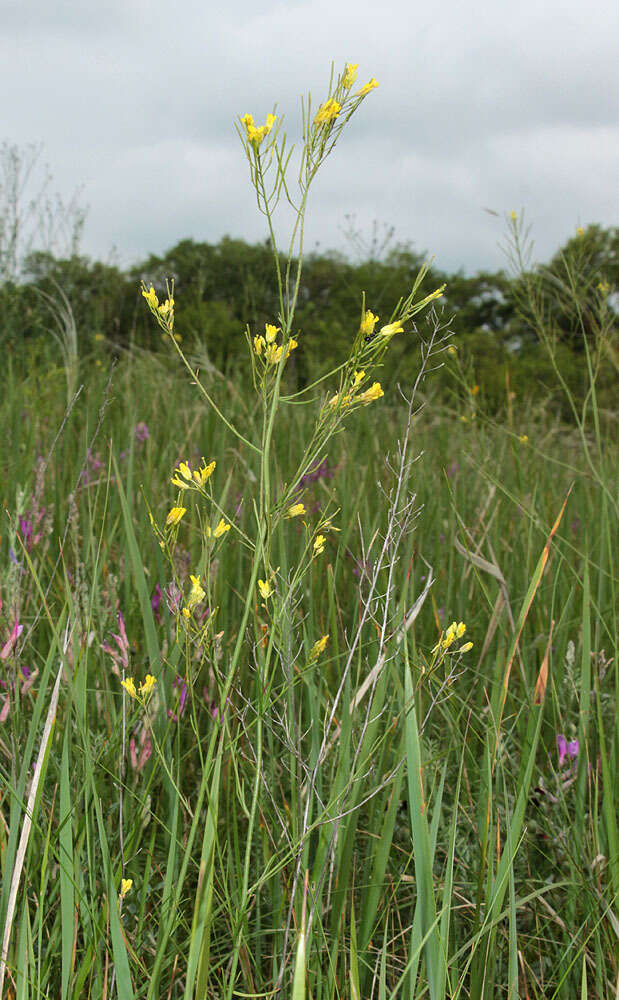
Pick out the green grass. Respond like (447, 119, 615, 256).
(0, 63, 616, 1000)
(0, 332, 616, 998)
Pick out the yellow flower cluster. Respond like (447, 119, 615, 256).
(206, 518, 230, 539)
(142, 284, 175, 329)
(253, 323, 298, 366)
(171, 458, 216, 491)
(188, 574, 206, 609)
(258, 579, 273, 600)
(342, 63, 358, 89)
(286, 502, 306, 518)
(241, 112, 276, 148)
(120, 878, 133, 899)
(360, 309, 404, 342)
(314, 98, 341, 126)
(309, 634, 329, 660)
(432, 621, 472, 655)
(329, 370, 384, 409)
(313, 535, 326, 556)
(355, 78, 378, 97)
(121, 674, 157, 700)
(166, 506, 186, 527)
(360, 310, 379, 338)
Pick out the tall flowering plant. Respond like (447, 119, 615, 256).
(140, 63, 448, 996)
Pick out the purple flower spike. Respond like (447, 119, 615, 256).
(19, 517, 33, 550)
(167, 675, 188, 722)
(102, 612, 130, 673)
(1, 621, 24, 661)
(557, 733, 568, 766)
(151, 583, 163, 624)
(557, 734, 579, 767)
(134, 422, 150, 443)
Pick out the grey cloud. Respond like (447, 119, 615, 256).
(1, 0, 617, 276)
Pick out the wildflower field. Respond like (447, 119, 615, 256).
(0, 65, 617, 999)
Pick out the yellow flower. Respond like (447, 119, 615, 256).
(258, 579, 273, 599)
(597, 280, 610, 295)
(182, 607, 191, 619)
(265, 323, 280, 344)
(241, 112, 275, 148)
(458, 641, 473, 653)
(121, 677, 137, 699)
(342, 63, 358, 88)
(166, 506, 187, 527)
(120, 878, 133, 899)
(171, 474, 190, 490)
(576, 226, 585, 237)
(139, 674, 156, 698)
(314, 98, 341, 125)
(360, 311, 379, 337)
(142, 284, 159, 309)
(309, 634, 329, 660)
(470, 385, 480, 396)
(352, 370, 365, 387)
(187, 574, 206, 609)
(444, 621, 466, 647)
(518, 434, 529, 444)
(510, 210, 517, 221)
(379, 321, 403, 339)
(94, 333, 105, 342)
(421, 285, 446, 305)
(265, 343, 283, 365)
(285, 337, 298, 358)
(355, 78, 378, 97)
(213, 518, 230, 538)
(329, 390, 351, 408)
(358, 381, 384, 404)
(313, 535, 326, 555)
(254, 335, 265, 355)
(432, 621, 467, 654)
(177, 462, 192, 481)
(447, 345, 457, 355)
(193, 459, 216, 487)
(158, 297, 174, 322)
(286, 503, 306, 518)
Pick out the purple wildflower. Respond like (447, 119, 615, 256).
(1, 621, 24, 661)
(297, 458, 336, 491)
(19, 517, 33, 549)
(167, 676, 188, 722)
(557, 733, 579, 767)
(129, 729, 152, 770)
(101, 611, 130, 675)
(134, 422, 150, 443)
(151, 583, 163, 624)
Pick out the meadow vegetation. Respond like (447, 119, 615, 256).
(0, 65, 616, 999)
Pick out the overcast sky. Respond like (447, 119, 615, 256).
(2, 0, 618, 275)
